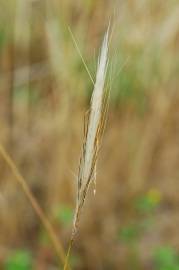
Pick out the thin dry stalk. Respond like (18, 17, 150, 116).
(14, 0, 31, 129)
(0, 143, 69, 269)
(63, 26, 110, 270)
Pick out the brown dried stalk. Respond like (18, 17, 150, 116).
(0, 144, 69, 269)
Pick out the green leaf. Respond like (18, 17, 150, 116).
(5, 250, 32, 270)
(153, 246, 179, 270)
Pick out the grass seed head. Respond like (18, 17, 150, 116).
(72, 26, 110, 236)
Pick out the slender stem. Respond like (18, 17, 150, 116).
(0, 143, 70, 269)
(63, 236, 74, 270)
(63, 206, 80, 270)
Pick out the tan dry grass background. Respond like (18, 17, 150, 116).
(0, 0, 179, 269)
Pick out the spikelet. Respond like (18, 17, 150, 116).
(72, 27, 109, 238)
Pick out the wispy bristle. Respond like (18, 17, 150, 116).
(72, 26, 110, 236)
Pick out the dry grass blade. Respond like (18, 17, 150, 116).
(63, 26, 110, 270)
(0, 143, 69, 269)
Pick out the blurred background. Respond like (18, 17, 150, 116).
(0, 0, 179, 269)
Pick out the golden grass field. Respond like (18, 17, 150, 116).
(0, 0, 179, 269)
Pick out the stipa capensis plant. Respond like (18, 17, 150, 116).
(63, 26, 110, 270)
